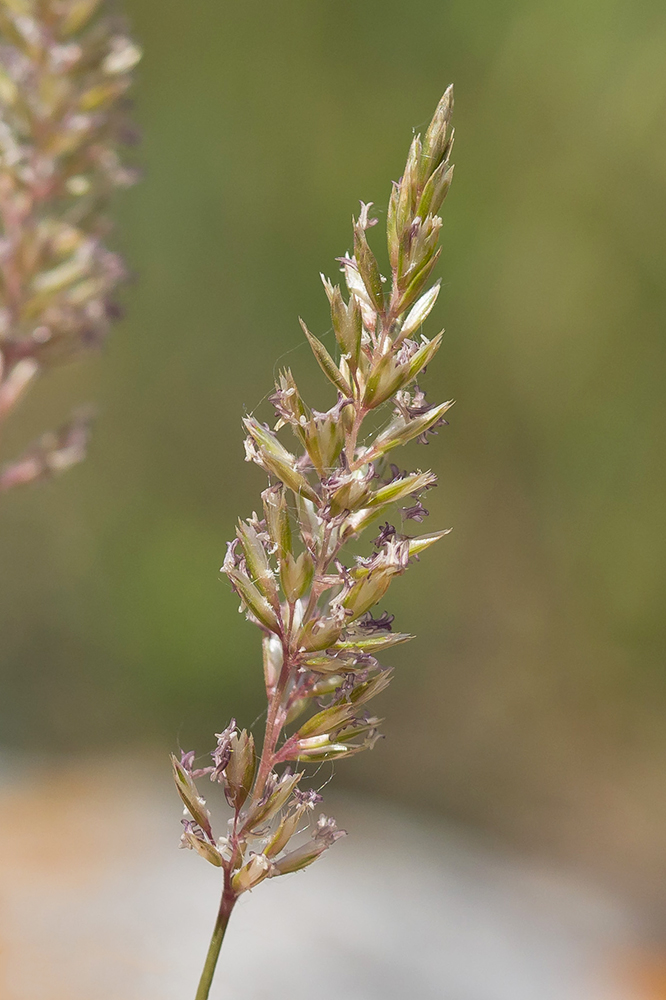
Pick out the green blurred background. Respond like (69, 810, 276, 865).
(1, 0, 666, 906)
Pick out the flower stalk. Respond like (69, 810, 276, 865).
(0, 0, 140, 492)
(194, 870, 236, 1000)
(175, 86, 456, 999)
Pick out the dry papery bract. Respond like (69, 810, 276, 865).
(176, 87, 456, 1000)
(0, 0, 140, 491)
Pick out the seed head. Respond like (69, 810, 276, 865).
(173, 90, 456, 936)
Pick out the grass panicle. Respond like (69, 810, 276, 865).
(176, 87, 456, 1000)
(0, 0, 140, 491)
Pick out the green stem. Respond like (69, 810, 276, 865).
(194, 877, 236, 1000)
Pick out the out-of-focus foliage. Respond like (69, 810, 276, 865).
(0, 0, 665, 897)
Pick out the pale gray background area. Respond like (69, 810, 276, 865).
(0, 757, 640, 1000)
